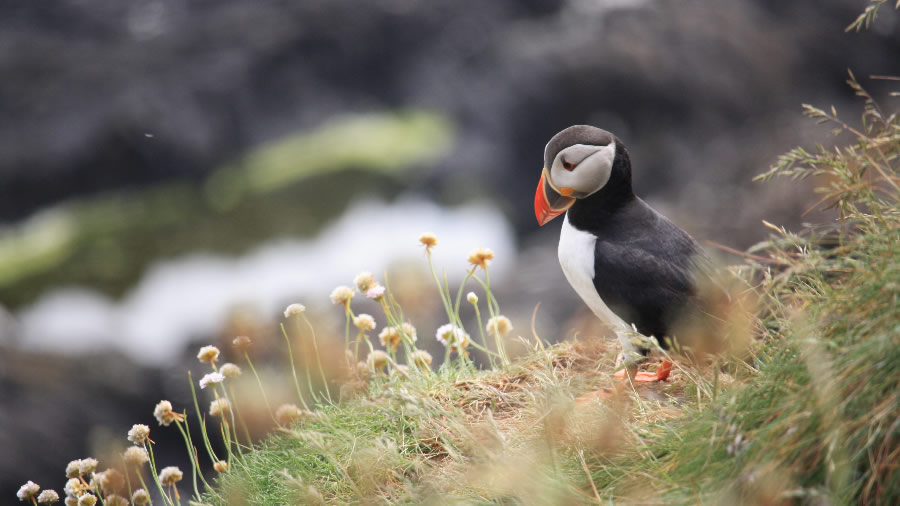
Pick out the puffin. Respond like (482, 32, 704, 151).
(535, 125, 707, 383)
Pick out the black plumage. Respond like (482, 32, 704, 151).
(547, 128, 706, 351)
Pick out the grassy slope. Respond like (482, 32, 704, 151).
(199, 16, 900, 504)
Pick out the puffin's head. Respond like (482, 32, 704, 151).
(534, 125, 627, 226)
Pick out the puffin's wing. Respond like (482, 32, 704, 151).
(591, 234, 700, 340)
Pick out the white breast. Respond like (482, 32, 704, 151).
(558, 214, 632, 335)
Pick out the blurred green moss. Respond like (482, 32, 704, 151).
(0, 111, 454, 308)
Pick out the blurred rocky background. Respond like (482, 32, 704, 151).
(1, 0, 898, 499)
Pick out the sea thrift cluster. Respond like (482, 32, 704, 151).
(29, 231, 517, 505)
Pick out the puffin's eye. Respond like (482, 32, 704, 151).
(562, 159, 575, 171)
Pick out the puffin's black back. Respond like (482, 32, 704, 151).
(566, 138, 704, 348)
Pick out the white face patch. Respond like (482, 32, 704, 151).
(547, 143, 616, 198)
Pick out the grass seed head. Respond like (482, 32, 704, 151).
(196, 345, 220, 364)
(283, 303, 306, 318)
(158, 466, 183, 486)
(37, 489, 59, 504)
(127, 424, 150, 445)
(17, 481, 40, 501)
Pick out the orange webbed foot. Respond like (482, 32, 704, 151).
(614, 360, 673, 382)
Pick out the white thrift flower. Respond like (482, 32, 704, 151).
(37, 489, 59, 504)
(77, 494, 97, 506)
(486, 316, 513, 337)
(17, 481, 40, 501)
(330, 286, 354, 306)
(283, 303, 306, 318)
(354, 271, 375, 292)
(409, 350, 433, 369)
(131, 489, 150, 505)
(64, 478, 83, 498)
(367, 350, 390, 371)
(65, 460, 82, 478)
(232, 335, 252, 351)
(378, 326, 402, 351)
(77, 458, 98, 475)
(127, 424, 150, 445)
(220, 363, 242, 378)
(196, 345, 220, 364)
(209, 399, 231, 417)
(353, 314, 376, 332)
(123, 446, 149, 467)
(153, 400, 182, 426)
(467, 292, 478, 304)
(94, 469, 124, 496)
(213, 460, 228, 473)
(158, 467, 183, 486)
(435, 324, 470, 352)
(104, 495, 128, 506)
(199, 371, 225, 389)
(401, 322, 418, 343)
(365, 284, 386, 300)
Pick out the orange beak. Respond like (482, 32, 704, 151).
(535, 169, 575, 226)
